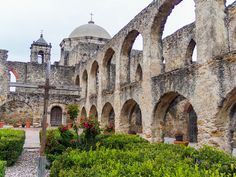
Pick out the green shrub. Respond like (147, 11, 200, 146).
(0, 161, 6, 177)
(96, 134, 149, 149)
(0, 129, 25, 166)
(50, 135, 236, 177)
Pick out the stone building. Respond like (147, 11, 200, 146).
(1, 0, 236, 153)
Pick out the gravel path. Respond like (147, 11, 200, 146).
(5, 128, 50, 177)
(5, 150, 40, 177)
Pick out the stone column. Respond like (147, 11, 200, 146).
(195, 0, 229, 63)
(140, 34, 157, 141)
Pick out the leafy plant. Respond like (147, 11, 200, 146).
(0, 129, 25, 166)
(0, 161, 6, 177)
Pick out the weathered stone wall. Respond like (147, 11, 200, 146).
(1, 0, 236, 153)
(0, 50, 9, 107)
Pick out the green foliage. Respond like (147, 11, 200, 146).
(50, 134, 236, 177)
(0, 129, 25, 166)
(0, 161, 6, 177)
(66, 104, 79, 121)
(96, 134, 149, 149)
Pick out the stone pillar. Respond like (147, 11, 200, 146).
(140, 34, 157, 141)
(195, 0, 229, 63)
(0, 49, 9, 106)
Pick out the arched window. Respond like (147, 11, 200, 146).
(103, 48, 116, 90)
(82, 70, 88, 98)
(185, 39, 197, 64)
(75, 75, 80, 86)
(9, 71, 17, 92)
(135, 64, 143, 81)
(38, 51, 44, 64)
(90, 61, 99, 95)
(120, 30, 143, 84)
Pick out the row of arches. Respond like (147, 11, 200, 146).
(79, 92, 198, 143)
(76, 59, 143, 98)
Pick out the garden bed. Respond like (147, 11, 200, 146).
(0, 129, 25, 166)
(44, 128, 236, 177)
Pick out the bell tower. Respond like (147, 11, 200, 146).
(30, 33, 52, 64)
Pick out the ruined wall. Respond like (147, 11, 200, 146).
(7, 61, 79, 95)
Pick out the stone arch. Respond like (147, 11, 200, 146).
(82, 70, 88, 98)
(50, 106, 63, 126)
(81, 107, 87, 118)
(8, 67, 20, 80)
(90, 61, 99, 95)
(217, 88, 236, 153)
(102, 48, 116, 90)
(101, 102, 115, 128)
(152, 91, 198, 143)
(135, 64, 143, 81)
(89, 105, 98, 120)
(151, 0, 195, 73)
(120, 30, 143, 84)
(185, 39, 197, 65)
(75, 75, 80, 86)
(120, 99, 142, 134)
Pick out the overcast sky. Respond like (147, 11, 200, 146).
(0, 0, 234, 63)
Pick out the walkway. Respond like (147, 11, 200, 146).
(5, 128, 49, 177)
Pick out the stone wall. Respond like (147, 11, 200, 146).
(1, 0, 236, 153)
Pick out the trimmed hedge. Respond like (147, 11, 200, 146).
(0, 129, 25, 166)
(0, 161, 6, 177)
(50, 134, 236, 177)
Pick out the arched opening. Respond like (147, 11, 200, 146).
(226, 0, 235, 6)
(50, 106, 62, 126)
(229, 104, 236, 154)
(120, 99, 142, 134)
(82, 70, 88, 98)
(135, 64, 143, 81)
(90, 61, 99, 95)
(101, 102, 115, 129)
(9, 71, 17, 92)
(89, 105, 98, 120)
(38, 51, 44, 64)
(75, 75, 80, 86)
(120, 30, 143, 84)
(151, 0, 195, 74)
(185, 39, 197, 64)
(153, 92, 198, 143)
(162, 1, 195, 38)
(218, 88, 236, 154)
(81, 107, 87, 118)
(103, 48, 116, 91)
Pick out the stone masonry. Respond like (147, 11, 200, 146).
(1, 0, 236, 153)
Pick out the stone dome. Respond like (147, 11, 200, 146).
(69, 21, 111, 39)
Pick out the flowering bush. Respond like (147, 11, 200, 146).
(58, 125, 74, 147)
(79, 114, 101, 140)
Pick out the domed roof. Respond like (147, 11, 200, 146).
(69, 21, 111, 39)
(35, 34, 48, 45)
